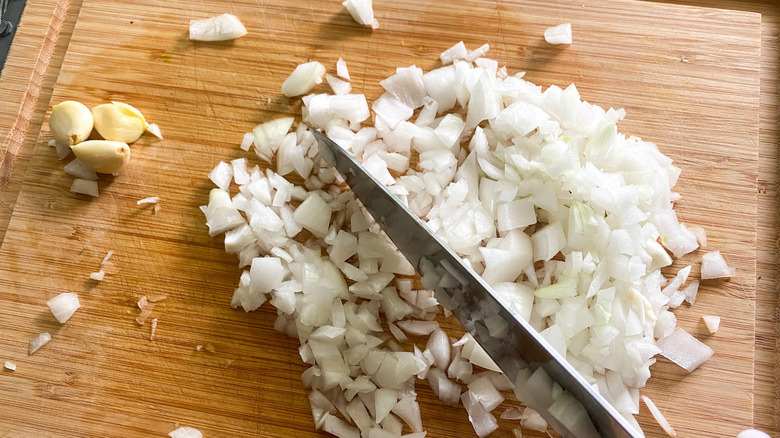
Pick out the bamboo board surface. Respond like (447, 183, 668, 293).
(0, 0, 762, 437)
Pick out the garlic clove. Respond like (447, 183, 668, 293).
(91, 102, 147, 143)
(70, 140, 131, 174)
(49, 101, 94, 146)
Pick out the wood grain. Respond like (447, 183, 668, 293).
(0, 0, 762, 437)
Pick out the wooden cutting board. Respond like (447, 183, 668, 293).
(0, 0, 760, 437)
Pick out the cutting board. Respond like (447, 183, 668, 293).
(0, 0, 760, 436)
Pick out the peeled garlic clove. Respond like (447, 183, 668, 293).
(91, 102, 147, 143)
(70, 140, 131, 174)
(49, 101, 94, 146)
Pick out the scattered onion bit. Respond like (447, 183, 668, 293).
(168, 426, 202, 438)
(544, 23, 572, 45)
(146, 123, 164, 139)
(148, 294, 169, 303)
(150, 318, 158, 341)
(642, 395, 677, 437)
(702, 315, 720, 334)
(89, 270, 105, 281)
(137, 196, 160, 205)
(205, 343, 216, 353)
(4, 361, 16, 371)
(29, 332, 51, 355)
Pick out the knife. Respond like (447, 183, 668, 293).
(310, 126, 640, 438)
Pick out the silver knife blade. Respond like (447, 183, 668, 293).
(310, 126, 640, 438)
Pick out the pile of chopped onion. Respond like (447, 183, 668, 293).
(204, 44, 726, 437)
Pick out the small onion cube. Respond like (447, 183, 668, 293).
(64, 159, 98, 180)
(440, 41, 467, 65)
(71, 179, 99, 197)
(701, 250, 735, 279)
(342, 0, 378, 28)
(29, 332, 51, 355)
(702, 315, 720, 334)
(47, 292, 80, 323)
(282, 61, 326, 97)
(240, 132, 254, 151)
(146, 123, 164, 139)
(89, 271, 105, 281)
(208, 161, 233, 191)
(4, 361, 15, 371)
(657, 327, 713, 372)
(336, 58, 350, 80)
(326, 74, 352, 96)
(189, 13, 247, 41)
(544, 23, 572, 45)
(461, 391, 499, 438)
(168, 426, 203, 438)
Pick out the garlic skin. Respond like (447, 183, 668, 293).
(49, 101, 94, 146)
(70, 140, 131, 174)
(91, 102, 147, 143)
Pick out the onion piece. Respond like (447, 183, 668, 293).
(146, 123, 164, 139)
(71, 179, 99, 197)
(544, 23, 572, 45)
(342, 0, 379, 29)
(440, 41, 467, 65)
(701, 250, 735, 279)
(189, 14, 247, 41)
(29, 332, 51, 355)
(47, 293, 80, 323)
(282, 61, 326, 97)
(4, 361, 15, 371)
(327, 74, 352, 96)
(337, 58, 351, 80)
(89, 271, 105, 281)
(702, 315, 720, 334)
(168, 426, 203, 438)
(64, 159, 98, 180)
(137, 196, 160, 205)
(240, 132, 254, 151)
(150, 318, 158, 340)
(642, 395, 677, 437)
(657, 328, 713, 372)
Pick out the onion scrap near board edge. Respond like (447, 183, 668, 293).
(200, 42, 734, 437)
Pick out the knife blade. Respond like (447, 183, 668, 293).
(310, 126, 640, 438)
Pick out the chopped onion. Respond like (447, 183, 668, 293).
(544, 23, 572, 45)
(89, 271, 105, 281)
(64, 159, 98, 180)
(342, 0, 379, 29)
(199, 43, 730, 438)
(440, 41, 467, 65)
(71, 179, 99, 197)
(29, 332, 51, 355)
(168, 426, 202, 438)
(4, 361, 15, 371)
(642, 395, 677, 437)
(702, 315, 720, 334)
(137, 196, 160, 205)
(282, 61, 326, 97)
(327, 74, 352, 96)
(146, 123, 164, 139)
(657, 328, 713, 372)
(47, 292, 80, 323)
(189, 14, 247, 41)
(701, 250, 735, 279)
(240, 132, 254, 151)
(337, 58, 351, 80)
(150, 318, 158, 340)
